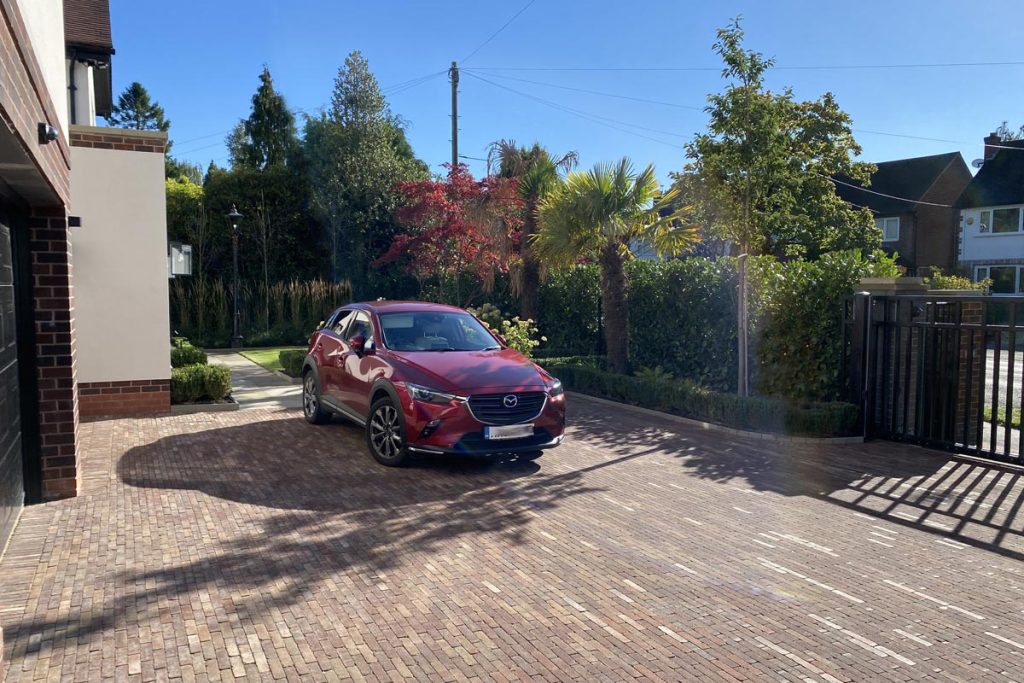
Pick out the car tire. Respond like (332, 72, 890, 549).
(302, 370, 331, 425)
(517, 450, 543, 461)
(366, 396, 410, 467)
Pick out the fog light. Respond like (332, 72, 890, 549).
(421, 419, 441, 438)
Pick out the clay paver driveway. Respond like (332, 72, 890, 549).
(3, 398, 1024, 682)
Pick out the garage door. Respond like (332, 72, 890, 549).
(0, 216, 22, 553)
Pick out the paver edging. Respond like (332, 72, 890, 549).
(170, 398, 241, 415)
(568, 391, 865, 444)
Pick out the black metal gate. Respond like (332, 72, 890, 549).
(845, 293, 1024, 466)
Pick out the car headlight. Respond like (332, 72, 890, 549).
(548, 379, 564, 397)
(407, 383, 465, 404)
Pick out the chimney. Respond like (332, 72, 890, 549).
(984, 132, 1002, 161)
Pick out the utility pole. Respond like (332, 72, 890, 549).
(449, 61, 459, 171)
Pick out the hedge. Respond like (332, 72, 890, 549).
(524, 250, 899, 402)
(547, 364, 859, 438)
(170, 343, 207, 368)
(279, 350, 306, 378)
(171, 364, 232, 404)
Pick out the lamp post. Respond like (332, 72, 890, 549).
(227, 204, 243, 349)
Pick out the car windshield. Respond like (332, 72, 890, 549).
(378, 311, 500, 352)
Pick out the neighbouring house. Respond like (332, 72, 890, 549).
(957, 133, 1024, 294)
(0, 0, 170, 562)
(834, 152, 972, 274)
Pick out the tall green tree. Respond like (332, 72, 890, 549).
(305, 51, 428, 297)
(535, 158, 699, 374)
(228, 67, 299, 169)
(488, 140, 577, 321)
(685, 19, 877, 394)
(107, 82, 170, 131)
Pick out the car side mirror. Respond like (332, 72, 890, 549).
(351, 336, 375, 355)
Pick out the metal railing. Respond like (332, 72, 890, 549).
(846, 294, 1024, 465)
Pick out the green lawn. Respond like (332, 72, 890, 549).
(983, 405, 1022, 429)
(240, 347, 305, 374)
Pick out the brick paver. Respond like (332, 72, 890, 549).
(2, 397, 1024, 681)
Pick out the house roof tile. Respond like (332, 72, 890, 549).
(834, 152, 962, 215)
(959, 140, 1024, 208)
(63, 0, 113, 53)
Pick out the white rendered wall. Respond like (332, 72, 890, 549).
(959, 207, 1024, 262)
(17, 0, 69, 138)
(70, 144, 170, 383)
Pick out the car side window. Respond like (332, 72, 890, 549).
(345, 311, 373, 343)
(330, 310, 353, 336)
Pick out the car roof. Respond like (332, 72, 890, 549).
(344, 300, 468, 315)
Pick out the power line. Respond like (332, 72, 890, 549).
(469, 60, 1024, 72)
(464, 72, 682, 148)
(383, 70, 447, 95)
(822, 174, 953, 208)
(461, 0, 538, 64)
(462, 69, 705, 110)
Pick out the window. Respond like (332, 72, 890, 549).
(992, 207, 1022, 233)
(979, 210, 991, 233)
(345, 311, 373, 342)
(875, 217, 899, 242)
(975, 265, 1024, 294)
(379, 312, 499, 352)
(330, 310, 353, 335)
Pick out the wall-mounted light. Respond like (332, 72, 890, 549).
(37, 123, 58, 145)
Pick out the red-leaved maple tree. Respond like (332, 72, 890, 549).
(376, 164, 523, 304)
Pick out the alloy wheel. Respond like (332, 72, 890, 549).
(369, 404, 403, 460)
(303, 375, 318, 417)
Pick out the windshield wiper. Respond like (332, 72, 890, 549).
(481, 346, 501, 351)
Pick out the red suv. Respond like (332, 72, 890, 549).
(301, 301, 566, 466)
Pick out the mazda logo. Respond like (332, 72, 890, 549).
(503, 394, 518, 408)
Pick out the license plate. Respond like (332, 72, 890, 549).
(484, 424, 534, 440)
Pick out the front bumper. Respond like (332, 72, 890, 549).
(408, 431, 564, 456)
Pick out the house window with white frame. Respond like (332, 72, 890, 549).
(975, 265, 1024, 294)
(978, 207, 1023, 234)
(875, 216, 899, 242)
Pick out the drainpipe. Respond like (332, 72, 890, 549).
(67, 49, 77, 125)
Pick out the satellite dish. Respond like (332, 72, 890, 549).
(972, 158, 985, 169)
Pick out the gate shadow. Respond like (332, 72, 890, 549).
(569, 401, 1024, 562)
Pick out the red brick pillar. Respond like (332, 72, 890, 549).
(29, 207, 79, 500)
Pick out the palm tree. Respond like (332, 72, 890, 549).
(535, 158, 699, 374)
(488, 141, 578, 321)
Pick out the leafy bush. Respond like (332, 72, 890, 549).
(537, 265, 602, 357)
(549, 364, 859, 437)
(171, 364, 232, 403)
(922, 267, 990, 291)
(627, 258, 738, 391)
(468, 305, 546, 358)
(279, 350, 306, 377)
(748, 249, 900, 402)
(171, 343, 207, 368)
(535, 355, 606, 369)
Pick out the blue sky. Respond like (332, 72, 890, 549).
(110, 0, 1024, 181)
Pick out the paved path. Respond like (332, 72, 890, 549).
(208, 350, 301, 412)
(3, 398, 1024, 681)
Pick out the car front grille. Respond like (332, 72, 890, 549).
(467, 391, 546, 425)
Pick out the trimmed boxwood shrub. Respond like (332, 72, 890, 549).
(278, 350, 306, 377)
(171, 364, 232, 403)
(171, 343, 207, 368)
(548, 364, 858, 437)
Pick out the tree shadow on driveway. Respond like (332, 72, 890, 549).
(5, 414, 602, 653)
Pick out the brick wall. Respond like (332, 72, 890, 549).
(29, 207, 78, 501)
(0, 0, 72, 205)
(79, 379, 170, 419)
(69, 127, 167, 154)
